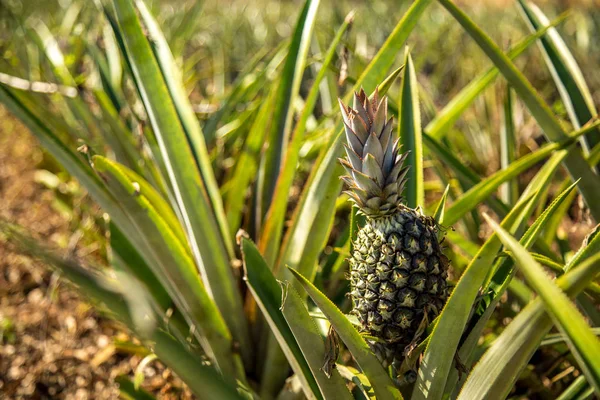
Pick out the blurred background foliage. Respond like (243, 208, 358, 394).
(2, 0, 599, 177)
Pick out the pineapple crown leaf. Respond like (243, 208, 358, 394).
(339, 89, 409, 217)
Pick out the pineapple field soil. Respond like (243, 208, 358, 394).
(0, 108, 194, 399)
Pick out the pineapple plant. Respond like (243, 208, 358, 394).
(1, 0, 600, 398)
(339, 90, 449, 368)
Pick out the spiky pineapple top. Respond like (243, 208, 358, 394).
(339, 89, 409, 217)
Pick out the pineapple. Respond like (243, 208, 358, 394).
(339, 89, 449, 367)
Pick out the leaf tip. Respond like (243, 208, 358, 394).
(345, 10, 355, 24)
(235, 229, 249, 246)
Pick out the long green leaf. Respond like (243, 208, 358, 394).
(0, 82, 193, 349)
(277, 132, 343, 284)
(87, 40, 126, 123)
(134, 0, 233, 257)
(588, 140, 600, 166)
(518, 0, 599, 157)
(398, 50, 423, 208)
(111, 0, 250, 365)
(423, 132, 510, 218)
(433, 185, 450, 224)
(458, 252, 600, 400)
(424, 13, 566, 140)
(29, 21, 110, 147)
(541, 121, 600, 247)
(259, 0, 320, 219)
(92, 88, 147, 174)
(259, 13, 353, 267)
(445, 174, 577, 396)
(102, 21, 123, 96)
(262, 130, 343, 394)
(167, 0, 204, 57)
(240, 237, 321, 400)
(485, 215, 600, 395)
(565, 223, 600, 274)
(93, 156, 240, 379)
(93, 88, 166, 192)
(225, 89, 276, 235)
(0, 86, 136, 241)
(136, 324, 245, 400)
(115, 162, 189, 250)
(202, 43, 287, 142)
(542, 330, 600, 347)
(109, 222, 204, 354)
(443, 134, 582, 226)
(499, 86, 518, 205)
(487, 176, 578, 292)
(438, 0, 600, 221)
(109, 222, 171, 315)
(288, 268, 403, 400)
(413, 194, 536, 400)
(556, 376, 588, 400)
(281, 286, 353, 400)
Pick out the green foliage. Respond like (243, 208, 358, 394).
(1, 0, 599, 398)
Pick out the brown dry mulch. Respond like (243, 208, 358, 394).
(0, 107, 193, 399)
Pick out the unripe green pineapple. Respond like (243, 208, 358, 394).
(339, 90, 449, 367)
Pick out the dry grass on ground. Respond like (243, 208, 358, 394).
(0, 108, 193, 399)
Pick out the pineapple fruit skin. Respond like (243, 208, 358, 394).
(349, 207, 448, 366)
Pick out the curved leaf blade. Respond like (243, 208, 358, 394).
(281, 286, 354, 400)
(288, 267, 403, 400)
(413, 194, 536, 400)
(135, 0, 234, 257)
(423, 132, 510, 218)
(485, 216, 600, 395)
(499, 87, 518, 205)
(111, 0, 249, 363)
(259, 13, 353, 267)
(443, 137, 580, 227)
(240, 237, 322, 400)
(518, 0, 599, 156)
(259, 0, 321, 219)
(458, 252, 600, 400)
(439, 0, 600, 221)
(225, 89, 276, 235)
(424, 13, 566, 140)
(433, 184, 450, 225)
(0, 223, 243, 400)
(445, 175, 578, 396)
(93, 156, 240, 379)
